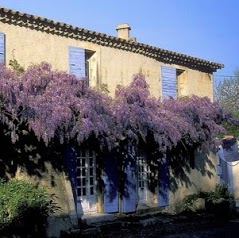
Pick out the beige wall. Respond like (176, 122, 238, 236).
(168, 149, 218, 213)
(0, 22, 99, 71)
(228, 162, 239, 200)
(14, 162, 74, 216)
(14, 163, 77, 237)
(0, 22, 213, 100)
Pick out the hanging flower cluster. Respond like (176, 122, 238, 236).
(0, 62, 226, 152)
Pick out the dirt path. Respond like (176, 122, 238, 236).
(95, 218, 239, 238)
(162, 219, 239, 238)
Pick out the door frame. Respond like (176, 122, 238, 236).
(76, 148, 97, 214)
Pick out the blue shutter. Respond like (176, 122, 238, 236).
(64, 145, 77, 209)
(161, 66, 177, 99)
(103, 153, 119, 213)
(122, 158, 137, 213)
(69, 46, 85, 78)
(0, 32, 5, 63)
(158, 157, 169, 206)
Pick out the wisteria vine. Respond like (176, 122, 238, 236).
(0, 62, 226, 153)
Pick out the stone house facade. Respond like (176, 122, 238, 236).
(0, 7, 224, 237)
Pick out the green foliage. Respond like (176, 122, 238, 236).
(183, 190, 207, 211)
(183, 184, 233, 212)
(100, 83, 110, 94)
(221, 121, 239, 139)
(216, 69, 239, 117)
(207, 184, 232, 201)
(0, 179, 56, 236)
(9, 59, 24, 74)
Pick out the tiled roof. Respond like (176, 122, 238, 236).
(0, 7, 224, 73)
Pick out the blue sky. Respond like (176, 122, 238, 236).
(0, 0, 238, 79)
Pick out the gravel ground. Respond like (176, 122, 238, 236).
(66, 212, 239, 238)
(95, 220, 239, 238)
(95, 215, 239, 238)
(163, 219, 239, 238)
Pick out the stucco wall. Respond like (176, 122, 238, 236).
(0, 21, 213, 100)
(14, 162, 77, 237)
(14, 162, 75, 216)
(168, 149, 218, 213)
(228, 162, 239, 200)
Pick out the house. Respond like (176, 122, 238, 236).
(0, 6, 224, 237)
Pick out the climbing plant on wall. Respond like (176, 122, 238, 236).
(0, 62, 228, 155)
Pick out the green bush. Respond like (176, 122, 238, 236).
(183, 184, 234, 215)
(206, 184, 235, 222)
(207, 184, 232, 201)
(0, 179, 56, 237)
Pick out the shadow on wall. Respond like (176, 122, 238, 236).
(0, 124, 64, 182)
(169, 143, 216, 194)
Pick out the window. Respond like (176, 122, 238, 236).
(0, 31, 5, 64)
(161, 66, 177, 100)
(161, 66, 185, 100)
(69, 46, 95, 86)
(69, 46, 85, 78)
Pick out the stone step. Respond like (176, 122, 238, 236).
(81, 213, 116, 225)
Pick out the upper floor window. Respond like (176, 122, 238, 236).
(161, 66, 185, 100)
(161, 66, 177, 100)
(69, 46, 95, 86)
(0, 31, 5, 64)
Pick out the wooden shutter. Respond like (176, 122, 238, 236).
(161, 66, 177, 99)
(158, 157, 169, 206)
(69, 46, 85, 78)
(0, 32, 5, 63)
(122, 158, 137, 213)
(103, 153, 119, 213)
(64, 145, 77, 209)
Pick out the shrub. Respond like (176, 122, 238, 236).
(207, 184, 232, 201)
(183, 190, 207, 212)
(0, 179, 56, 237)
(183, 184, 234, 216)
(206, 184, 235, 222)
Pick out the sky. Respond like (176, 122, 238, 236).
(0, 0, 238, 81)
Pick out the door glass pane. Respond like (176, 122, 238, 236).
(82, 169, 86, 177)
(89, 157, 93, 166)
(81, 158, 85, 167)
(82, 178, 86, 186)
(90, 168, 93, 176)
(77, 168, 81, 176)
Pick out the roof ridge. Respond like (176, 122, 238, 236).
(0, 6, 224, 72)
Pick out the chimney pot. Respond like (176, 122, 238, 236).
(116, 23, 131, 40)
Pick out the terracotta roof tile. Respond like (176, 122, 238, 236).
(0, 6, 224, 72)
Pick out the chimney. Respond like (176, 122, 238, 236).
(116, 23, 131, 41)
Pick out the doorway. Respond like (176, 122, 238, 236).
(76, 148, 97, 214)
(137, 150, 149, 205)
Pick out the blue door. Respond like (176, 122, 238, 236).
(122, 157, 137, 213)
(103, 152, 119, 213)
(158, 156, 169, 206)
